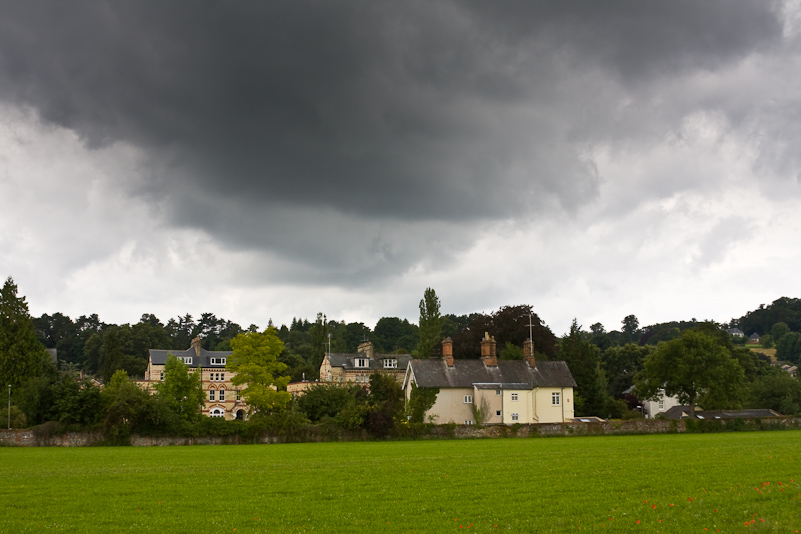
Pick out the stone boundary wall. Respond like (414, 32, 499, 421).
(1, 417, 800, 447)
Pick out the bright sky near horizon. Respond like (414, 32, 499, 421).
(1, 1, 800, 335)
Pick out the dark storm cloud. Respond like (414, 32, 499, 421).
(0, 0, 788, 279)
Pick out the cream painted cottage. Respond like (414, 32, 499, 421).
(403, 334, 576, 425)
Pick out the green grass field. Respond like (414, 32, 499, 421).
(1, 432, 800, 533)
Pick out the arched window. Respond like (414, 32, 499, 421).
(210, 407, 225, 418)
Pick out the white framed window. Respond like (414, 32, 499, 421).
(511, 393, 519, 401)
(219, 389, 225, 402)
(221, 373, 225, 381)
(552, 392, 561, 406)
(209, 389, 215, 401)
(464, 420, 474, 425)
(658, 399, 665, 411)
(511, 413, 519, 421)
(159, 372, 164, 381)
(496, 410, 502, 416)
(210, 408, 224, 418)
(464, 395, 473, 404)
(356, 358, 367, 368)
(236, 390, 241, 401)
(210, 357, 226, 365)
(496, 389, 502, 396)
(181, 357, 193, 365)
(383, 359, 397, 369)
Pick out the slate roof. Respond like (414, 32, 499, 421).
(662, 406, 782, 420)
(408, 359, 576, 389)
(327, 352, 413, 372)
(148, 347, 233, 368)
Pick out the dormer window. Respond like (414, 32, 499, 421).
(181, 357, 193, 365)
(356, 358, 368, 368)
(210, 357, 226, 365)
(383, 359, 397, 369)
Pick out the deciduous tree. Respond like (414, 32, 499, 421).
(635, 328, 746, 418)
(155, 355, 205, 422)
(228, 328, 291, 415)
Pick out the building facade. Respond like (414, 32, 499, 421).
(319, 341, 412, 386)
(403, 334, 576, 425)
(142, 337, 248, 421)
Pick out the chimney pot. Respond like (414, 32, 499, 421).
(480, 333, 498, 367)
(357, 341, 374, 359)
(524, 338, 536, 367)
(442, 337, 454, 367)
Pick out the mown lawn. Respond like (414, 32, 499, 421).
(1, 431, 800, 533)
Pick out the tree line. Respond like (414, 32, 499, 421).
(3, 276, 801, 439)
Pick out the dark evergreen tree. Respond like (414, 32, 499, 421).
(0, 277, 50, 390)
(559, 320, 607, 417)
(416, 288, 442, 359)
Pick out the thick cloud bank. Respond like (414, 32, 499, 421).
(1, 1, 800, 332)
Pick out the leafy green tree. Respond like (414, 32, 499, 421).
(365, 372, 405, 437)
(228, 328, 291, 415)
(407, 384, 439, 423)
(0, 277, 50, 390)
(739, 298, 801, 336)
(749, 371, 801, 416)
(601, 344, 653, 397)
(155, 355, 205, 422)
(101, 370, 154, 441)
(499, 342, 524, 360)
(776, 332, 801, 363)
(771, 322, 791, 341)
(559, 320, 607, 417)
(374, 317, 418, 353)
(296, 383, 363, 422)
(621, 315, 640, 344)
(635, 328, 746, 418)
(416, 288, 442, 358)
(50, 373, 102, 427)
(452, 305, 557, 360)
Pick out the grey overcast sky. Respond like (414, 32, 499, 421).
(1, 1, 800, 334)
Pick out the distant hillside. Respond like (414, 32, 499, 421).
(737, 297, 801, 336)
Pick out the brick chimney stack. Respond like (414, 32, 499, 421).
(524, 338, 536, 368)
(357, 341, 374, 359)
(191, 336, 202, 356)
(442, 337, 454, 367)
(480, 332, 498, 367)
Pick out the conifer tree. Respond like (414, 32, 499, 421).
(0, 277, 49, 389)
(416, 288, 442, 359)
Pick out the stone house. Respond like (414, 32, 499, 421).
(318, 341, 412, 386)
(403, 334, 576, 425)
(142, 337, 249, 421)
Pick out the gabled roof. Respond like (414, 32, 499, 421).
(749, 332, 761, 340)
(327, 352, 413, 372)
(408, 359, 576, 389)
(148, 347, 232, 368)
